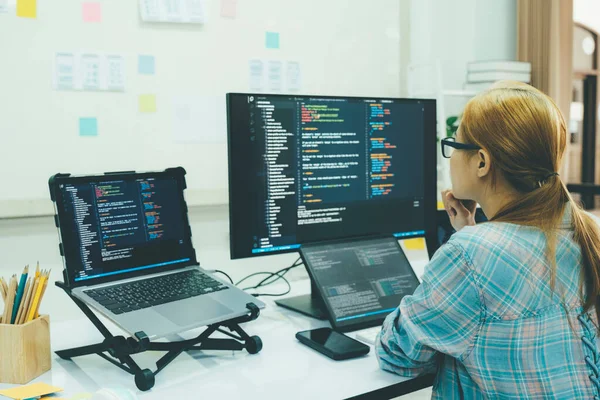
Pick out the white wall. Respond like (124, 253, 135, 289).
(0, 0, 403, 218)
(574, 0, 600, 34)
(0, 0, 518, 218)
(409, 0, 517, 96)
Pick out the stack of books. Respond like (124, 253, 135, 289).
(464, 61, 532, 92)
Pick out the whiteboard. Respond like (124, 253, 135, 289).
(0, 0, 403, 217)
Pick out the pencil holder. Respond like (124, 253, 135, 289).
(0, 315, 51, 384)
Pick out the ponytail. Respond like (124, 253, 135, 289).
(461, 81, 600, 327)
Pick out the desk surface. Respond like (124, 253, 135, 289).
(0, 206, 431, 399)
(0, 275, 429, 400)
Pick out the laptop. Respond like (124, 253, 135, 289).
(49, 167, 264, 340)
(299, 236, 420, 336)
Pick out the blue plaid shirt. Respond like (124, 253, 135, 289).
(376, 208, 600, 399)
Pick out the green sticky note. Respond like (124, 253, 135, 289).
(79, 117, 98, 136)
(265, 31, 279, 49)
(139, 94, 157, 113)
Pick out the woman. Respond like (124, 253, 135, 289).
(376, 81, 600, 399)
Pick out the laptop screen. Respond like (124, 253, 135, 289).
(301, 236, 420, 330)
(55, 172, 193, 284)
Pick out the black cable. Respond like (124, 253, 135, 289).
(251, 257, 303, 289)
(212, 270, 234, 285)
(235, 272, 276, 287)
(249, 273, 292, 298)
(234, 257, 302, 289)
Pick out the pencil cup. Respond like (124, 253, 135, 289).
(0, 315, 51, 384)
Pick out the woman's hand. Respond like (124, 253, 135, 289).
(442, 190, 477, 232)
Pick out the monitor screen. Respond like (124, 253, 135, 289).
(227, 93, 437, 259)
(301, 237, 420, 330)
(54, 172, 194, 283)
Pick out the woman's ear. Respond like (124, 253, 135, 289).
(476, 150, 491, 178)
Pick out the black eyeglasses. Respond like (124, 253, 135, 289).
(441, 137, 481, 158)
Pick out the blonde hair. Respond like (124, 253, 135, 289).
(461, 81, 600, 320)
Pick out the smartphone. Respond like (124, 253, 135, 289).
(296, 327, 370, 361)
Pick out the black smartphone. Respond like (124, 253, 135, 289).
(296, 327, 370, 361)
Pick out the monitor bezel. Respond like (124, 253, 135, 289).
(226, 92, 438, 260)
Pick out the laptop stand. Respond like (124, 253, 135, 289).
(55, 281, 263, 391)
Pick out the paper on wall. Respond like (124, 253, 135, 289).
(139, 0, 205, 24)
(172, 95, 227, 143)
(55, 52, 76, 90)
(249, 59, 264, 91)
(105, 55, 126, 91)
(267, 61, 282, 92)
(53, 52, 126, 92)
(0, 0, 16, 14)
(80, 53, 102, 90)
(286, 61, 301, 92)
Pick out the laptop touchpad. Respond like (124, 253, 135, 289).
(156, 297, 234, 326)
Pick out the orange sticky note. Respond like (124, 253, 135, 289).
(16, 0, 36, 18)
(404, 238, 425, 250)
(139, 94, 157, 113)
(0, 382, 63, 400)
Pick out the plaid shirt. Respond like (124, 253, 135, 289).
(376, 208, 600, 399)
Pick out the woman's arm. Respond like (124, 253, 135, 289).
(375, 242, 483, 376)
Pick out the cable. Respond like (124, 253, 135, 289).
(234, 257, 302, 289)
(248, 272, 292, 298)
(232, 257, 302, 297)
(212, 270, 234, 285)
(251, 257, 303, 289)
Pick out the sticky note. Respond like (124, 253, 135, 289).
(0, 382, 63, 400)
(404, 238, 426, 250)
(16, 0, 36, 18)
(139, 94, 157, 113)
(79, 117, 98, 136)
(220, 0, 237, 18)
(437, 200, 444, 210)
(265, 31, 280, 49)
(82, 2, 101, 22)
(138, 55, 155, 75)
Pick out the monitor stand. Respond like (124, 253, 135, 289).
(275, 279, 328, 320)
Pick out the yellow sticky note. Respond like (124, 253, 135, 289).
(139, 94, 157, 113)
(437, 200, 444, 210)
(16, 0, 36, 18)
(404, 238, 425, 250)
(0, 382, 63, 400)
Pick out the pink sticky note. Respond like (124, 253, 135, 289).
(82, 2, 101, 23)
(220, 0, 237, 18)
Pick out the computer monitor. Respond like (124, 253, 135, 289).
(49, 168, 197, 286)
(227, 93, 437, 260)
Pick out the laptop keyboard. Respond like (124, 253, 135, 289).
(83, 270, 229, 315)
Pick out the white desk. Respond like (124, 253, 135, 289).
(0, 208, 432, 399)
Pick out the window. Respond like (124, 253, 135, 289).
(569, 23, 599, 209)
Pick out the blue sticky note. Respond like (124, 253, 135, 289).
(138, 55, 155, 75)
(79, 117, 98, 136)
(265, 32, 280, 49)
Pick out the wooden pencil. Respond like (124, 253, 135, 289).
(33, 270, 50, 319)
(0, 278, 5, 302)
(14, 277, 31, 325)
(2, 276, 17, 325)
(18, 276, 37, 325)
(0, 277, 7, 302)
(26, 272, 46, 322)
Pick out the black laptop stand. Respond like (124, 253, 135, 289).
(55, 281, 263, 391)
